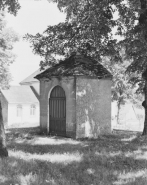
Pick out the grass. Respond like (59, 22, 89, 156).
(1, 128, 147, 184)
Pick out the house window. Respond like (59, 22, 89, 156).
(30, 104, 36, 116)
(17, 105, 22, 117)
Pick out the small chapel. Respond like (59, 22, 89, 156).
(35, 53, 112, 138)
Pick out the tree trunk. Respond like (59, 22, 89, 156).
(142, 69, 147, 135)
(140, 1, 147, 135)
(117, 100, 121, 124)
(142, 81, 147, 135)
(142, 107, 147, 135)
(0, 102, 8, 157)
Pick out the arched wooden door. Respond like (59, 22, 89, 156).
(49, 86, 66, 136)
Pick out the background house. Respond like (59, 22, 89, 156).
(19, 69, 41, 100)
(36, 53, 112, 139)
(0, 86, 40, 128)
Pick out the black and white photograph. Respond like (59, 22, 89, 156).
(0, 0, 147, 184)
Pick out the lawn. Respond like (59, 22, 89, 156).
(1, 127, 147, 185)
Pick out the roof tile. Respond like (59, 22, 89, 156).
(1, 86, 39, 103)
(35, 53, 112, 79)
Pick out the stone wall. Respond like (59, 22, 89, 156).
(76, 77, 111, 138)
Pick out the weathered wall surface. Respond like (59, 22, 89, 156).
(76, 77, 111, 138)
(7, 103, 39, 126)
(39, 77, 76, 137)
(0, 94, 8, 127)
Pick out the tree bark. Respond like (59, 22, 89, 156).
(142, 69, 147, 135)
(140, 0, 147, 135)
(142, 105, 147, 135)
(117, 100, 121, 124)
(0, 102, 8, 157)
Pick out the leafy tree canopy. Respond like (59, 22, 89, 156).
(25, 0, 140, 70)
(0, 12, 19, 89)
(25, 0, 147, 124)
(25, 0, 147, 99)
(0, 0, 20, 15)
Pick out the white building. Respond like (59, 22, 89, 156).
(0, 86, 39, 127)
(0, 69, 42, 128)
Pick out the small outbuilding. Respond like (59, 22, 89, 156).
(35, 53, 112, 139)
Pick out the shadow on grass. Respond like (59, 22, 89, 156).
(2, 127, 147, 185)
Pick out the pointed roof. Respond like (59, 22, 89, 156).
(35, 53, 112, 79)
(20, 69, 42, 85)
(1, 86, 39, 103)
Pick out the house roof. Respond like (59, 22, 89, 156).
(1, 86, 39, 104)
(35, 53, 112, 79)
(19, 69, 42, 85)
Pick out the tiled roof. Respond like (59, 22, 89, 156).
(19, 69, 42, 85)
(35, 53, 112, 79)
(1, 86, 39, 103)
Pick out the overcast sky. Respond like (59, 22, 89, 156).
(6, 0, 65, 85)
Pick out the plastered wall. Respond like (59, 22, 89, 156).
(76, 77, 111, 138)
(7, 103, 39, 126)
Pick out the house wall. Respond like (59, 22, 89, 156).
(76, 77, 112, 138)
(7, 103, 39, 127)
(0, 93, 8, 127)
(39, 77, 76, 138)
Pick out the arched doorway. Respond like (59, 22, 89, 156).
(49, 86, 66, 136)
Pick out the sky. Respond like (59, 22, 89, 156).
(6, 0, 66, 85)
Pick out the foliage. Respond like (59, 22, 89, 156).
(0, 0, 20, 15)
(25, 0, 147, 77)
(25, 0, 146, 123)
(25, 0, 147, 129)
(102, 57, 131, 101)
(102, 56, 143, 123)
(0, 11, 19, 89)
(25, 0, 125, 69)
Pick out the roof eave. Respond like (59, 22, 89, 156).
(35, 73, 113, 80)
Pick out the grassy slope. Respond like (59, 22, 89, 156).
(0, 127, 147, 185)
